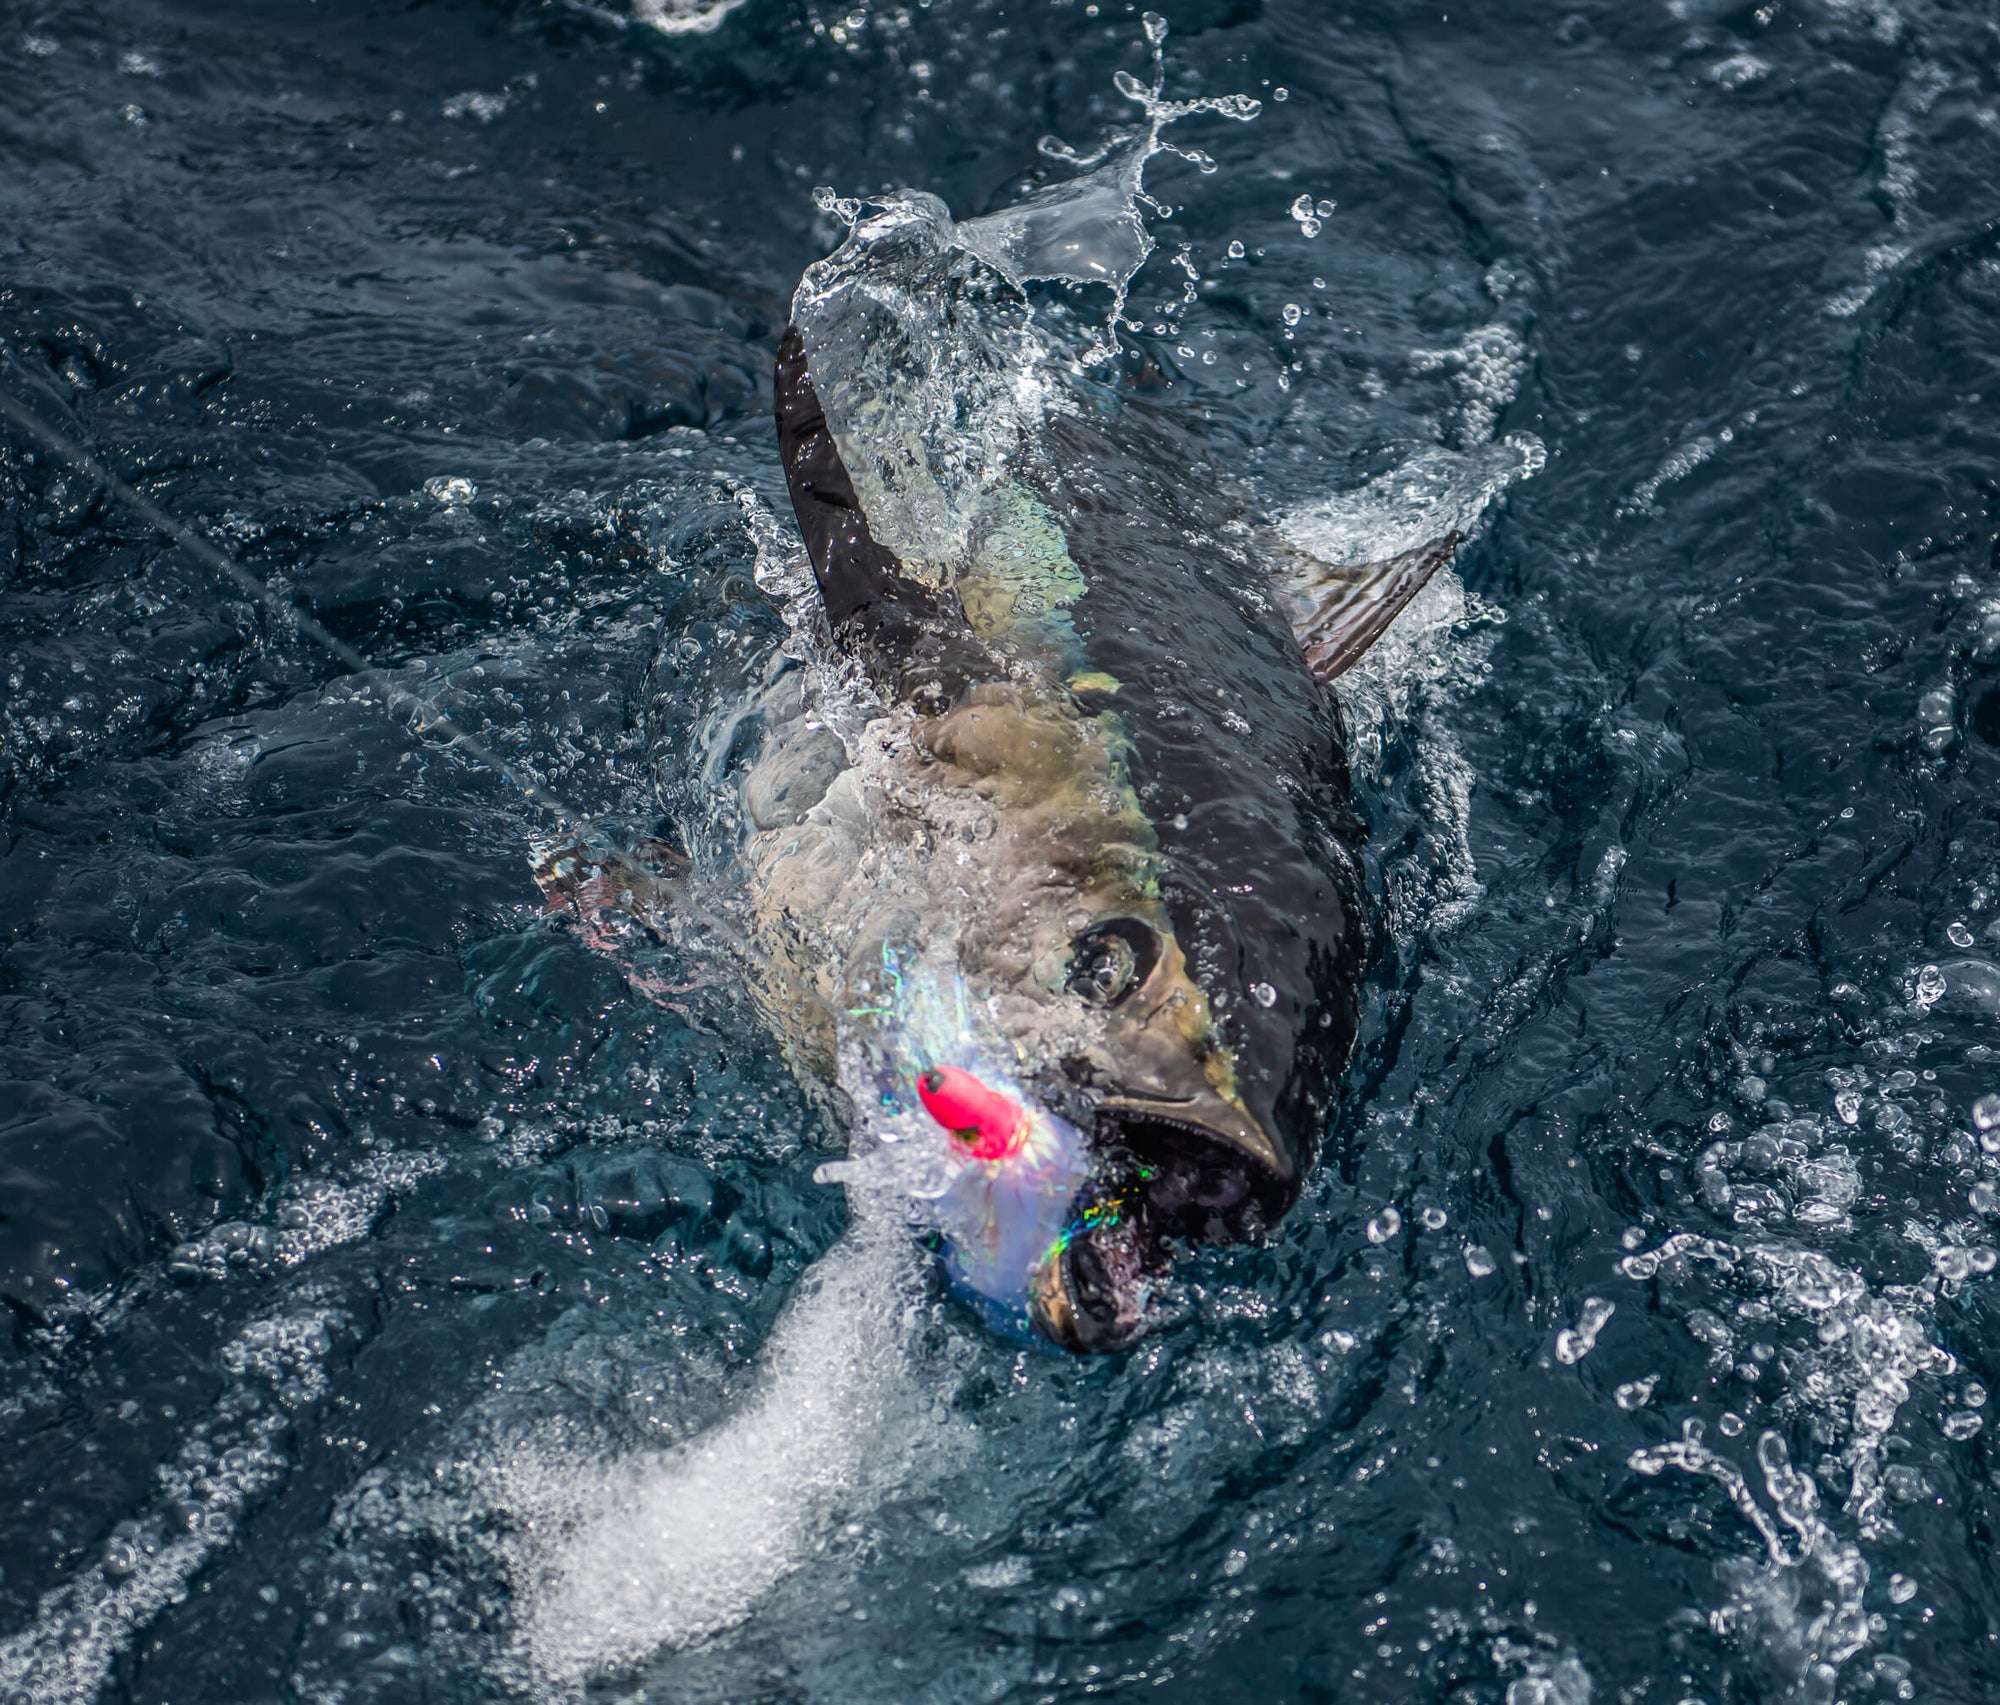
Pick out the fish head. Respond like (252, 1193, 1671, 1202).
(892, 688, 1303, 1352)
(1021, 908, 1297, 1353)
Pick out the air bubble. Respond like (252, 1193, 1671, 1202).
(1555, 1297, 1614, 1364)
(1366, 1207, 1402, 1243)
(1615, 1375, 1658, 1409)
(1249, 981, 1277, 1007)
(1463, 1244, 1497, 1276)
(1917, 685, 1956, 755)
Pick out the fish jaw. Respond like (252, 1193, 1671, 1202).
(1027, 1090, 1295, 1354)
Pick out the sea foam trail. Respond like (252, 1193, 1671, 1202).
(517, 1217, 923, 1688)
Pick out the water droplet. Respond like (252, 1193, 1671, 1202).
(1555, 1297, 1615, 1364)
(1615, 1375, 1658, 1409)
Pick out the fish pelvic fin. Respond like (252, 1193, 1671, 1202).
(1273, 530, 1461, 685)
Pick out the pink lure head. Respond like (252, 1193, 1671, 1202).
(917, 1065, 1027, 1162)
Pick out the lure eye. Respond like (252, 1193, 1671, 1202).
(917, 1064, 1027, 1161)
(1066, 919, 1160, 1007)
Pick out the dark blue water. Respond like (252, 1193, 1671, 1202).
(6, 0, 2000, 1699)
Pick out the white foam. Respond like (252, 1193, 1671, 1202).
(630, 0, 749, 34)
(0, 1310, 336, 1704)
(1621, 433, 1717, 515)
(1824, 57, 1946, 315)
(1410, 324, 1530, 445)
(512, 1217, 925, 1690)
(167, 1149, 446, 1283)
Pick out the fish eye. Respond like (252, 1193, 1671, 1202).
(1066, 919, 1160, 1007)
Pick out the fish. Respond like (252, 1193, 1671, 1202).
(716, 191, 1461, 1353)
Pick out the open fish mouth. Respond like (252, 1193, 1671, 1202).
(1029, 1098, 1291, 1354)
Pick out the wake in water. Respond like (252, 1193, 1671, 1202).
(512, 1220, 926, 1690)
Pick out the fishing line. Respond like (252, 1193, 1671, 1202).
(0, 361, 578, 824)
(0, 362, 834, 1017)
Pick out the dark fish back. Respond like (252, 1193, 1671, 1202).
(1028, 400, 1371, 1185)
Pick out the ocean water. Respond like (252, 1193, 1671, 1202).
(4, 0, 2000, 1700)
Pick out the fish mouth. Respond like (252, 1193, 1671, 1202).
(1029, 1095, 1292, 1355)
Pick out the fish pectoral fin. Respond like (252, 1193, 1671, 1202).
(530, 834, 687, 939)
(1273, 530, 1461, 684)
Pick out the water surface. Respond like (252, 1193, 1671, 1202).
(4, 0, 2000, 1700)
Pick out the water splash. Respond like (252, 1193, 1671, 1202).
(820, 941, 1093, 1326)
(957, 12, 1260, 345)
(792, 15, 1259, 579)
(1274, 438, 1539, 936)
(1629, 1425, 1870, 1705)
(515, 1220, 925, 1689)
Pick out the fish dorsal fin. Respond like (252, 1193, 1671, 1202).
(775, 324, 905, 629)
(774, 325, 992, 709)
(1272, 531, 1461, 685)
